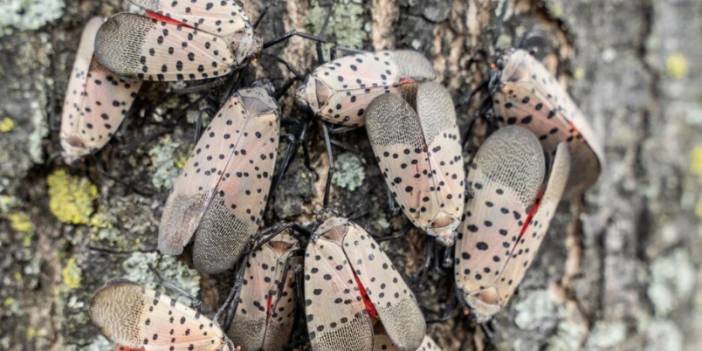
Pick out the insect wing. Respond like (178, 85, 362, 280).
(304, 218, 374, 351)
(229, 231, 300, 350)
(95, 13, 235, 82)
(298, 50, 435, 127)
(366, 83, 464, 246)
(455, 126, 545, 321)
(60, 17, 142, 162)
(159, 87, 279, 274)
(342, 221, 425, 350)
(492, 143, 570, 305)
(128, 0, 252, 37)
(493, 49, 603, 197)
(90, 280, 232, 351)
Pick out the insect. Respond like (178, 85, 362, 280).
(158, 87, 280, 274)
(94, 0, 260, 82)
(454, 126, 571, 321)
(60, 16, 142, 163)
(296, 50, 436, 127)
(374, 334, 443, 351)
(491, 49, 603, 199)
(365, 82, 465, 246)
(227, 229, 301, 350)
(90, 279, 235, 350)
(304, 217, 426, 351)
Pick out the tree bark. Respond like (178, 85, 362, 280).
(0, 0, 700, 350)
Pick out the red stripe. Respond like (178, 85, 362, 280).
(266, 294, 273, 317)
(353, 274, 379, 319)
(145, 10, 191, 28)
(518, 189, 544, 239)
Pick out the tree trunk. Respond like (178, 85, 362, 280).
(0, 0, 700, 350)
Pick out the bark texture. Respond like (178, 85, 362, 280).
(0, 0, 700, 350)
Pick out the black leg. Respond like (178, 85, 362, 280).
(320, 121, 335, 208)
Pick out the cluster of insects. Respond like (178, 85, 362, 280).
(59, 1, 604, 350)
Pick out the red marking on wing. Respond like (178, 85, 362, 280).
(518, 189, 545, 239)
(353, 274, 379, 320)
(399, 77, 416, 85)
(266, 294, 273, 317)
(145, 10, 191, 28)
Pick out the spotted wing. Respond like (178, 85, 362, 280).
(159, 88, 279, 274)
(228, 231, 299, 350)
(304, 217, 374, 351)
(90, 280, 232, 351)
(342, 222, 425, 351)
(454, 126, 545, 321)
(492, 143, 570, 304)
(128, 0, 252, 37)
(493, 49, 603, 198)
(373, 334, 441, 351)
(60, 17, 142, 163)
(299, 50, 435, 127)
(95, 13, 234, 82)
(366, 86, 463, 246)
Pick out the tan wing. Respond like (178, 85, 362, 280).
(128, 0, 252, 37)
(366, 88, 463, 246)
(159, 88, 279, 274)
(492, 143, 570, 304)
(455, 127, 545, 321)
(493, 49, 603, 198)
(95, 13, 235, 82)
(342, 222, 425, 351)
(90, 280, 233, 351)
(297, 50, 435, 127)
(60, 17, 142, 162)
(228, 231, 299, 350)
(305, 217, 374, 351)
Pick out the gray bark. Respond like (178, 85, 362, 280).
(0, 0, 700, 350)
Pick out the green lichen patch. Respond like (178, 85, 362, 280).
(122, 252, 200, 297)
(61, 258, 82, 290)
(647, 249, 695, 316)
(0, 0, 64, 35)
(148, 135, 189, 191)
(307, 0, 368, 50)
(47, 169, 98, 225)
(332, 152, 366, 191)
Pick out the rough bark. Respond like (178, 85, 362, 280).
(0, 0, 700, 350)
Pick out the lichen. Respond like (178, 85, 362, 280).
(647, 249, 695, 316)
(0, 0, 64, 35)
(644, 319, 683, 351)
(584, 321, 627, 350)
(122, 252, 200, 297)
(61, 258, 82, 290)
(0, 117, 14, 132)
(513, 289, 559, 330)
(47, 169, 98, 225)
(331, 152, 366, 191)
(7, 211, 33, 233)
(690, 145, 702, 180)
(665, 52, 688, 80)
(307, 0, 368, 50)
(149, 135, 187, 191)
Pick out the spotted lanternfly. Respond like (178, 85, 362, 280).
(94, 0, 260, 82)
(60, 17, 142, 163)
(373, 334, 443, 351)
(90, 279, 235, 351)
(227, 230, 300, 350)
(455, 126, 571, 321)
(159, 87, 279, 274)
(296, 50, 436, 127)
(304, 217, 426, 351)
(365, 82, 465, 246)
(491, 49, 603, 198)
